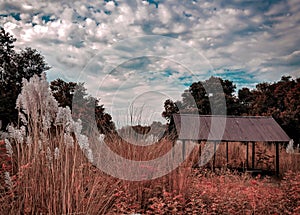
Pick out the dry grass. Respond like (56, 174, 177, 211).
(0, 124, 203, 214)
(0, 74, 300, 214)
(205, 141, 300, 173)
(0, 74, 120, 214)
(101, 137, 199, 214)
(280, 150, 300, 173)
(0, 131, 120, 214)
(1, 134, 300, 214)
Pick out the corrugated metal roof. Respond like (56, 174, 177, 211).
(173, 114, 291, 142)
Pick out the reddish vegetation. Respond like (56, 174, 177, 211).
(109, 169, 300, 214)
(0, 140, 12, 192)
(1, 137, 300, 214)
(113, 170, 300, 214)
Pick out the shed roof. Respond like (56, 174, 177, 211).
(173, 114, 291, 142)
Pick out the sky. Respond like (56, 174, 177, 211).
(1, 0, 300, 127)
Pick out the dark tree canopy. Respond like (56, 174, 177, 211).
(162, 99, 180, 136)
(180, 76, 238, 115)
(162, 99, 179, 122)
(0, 28, 114, 135)
(238, 87, 254, 115)
(162, 76, 239, 136)
(50, 79, 77, 109)
(0, 28, 49, 129)
(50, 79, 115, 135)
(163, 75, 300, 144)
(239, 76, 300, 144)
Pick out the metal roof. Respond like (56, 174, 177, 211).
(173, 114, 291, 142)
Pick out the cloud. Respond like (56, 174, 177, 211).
(1, 0, 299, 125)
(263, 50, 300, 67)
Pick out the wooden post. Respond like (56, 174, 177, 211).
(213, 141, 217, 171)
(182, 140, 186, 160)
(226, 142, 229, 168)
(276, 142, 280, 176)
(252, 142, 255, 169)
(246, 142, 249, 169)
(172, 140, 175, 159)
(199, 141, 202, 162)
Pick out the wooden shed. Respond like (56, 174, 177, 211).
(173, 114, 291, 176)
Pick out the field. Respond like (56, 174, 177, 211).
(0, 75, 299, 214)
(0, 134, 299, 214)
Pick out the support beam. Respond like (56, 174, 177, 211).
(252, 142, 255, 169)
(172, 140, 175, 159)
(182, 140, 186, 160)
(276, 142, 280, 176)
(198, 141, 202, 162)
(226, 142, 229, 168)
(246, 142, 249, 169)
(213, 141, 217, 171)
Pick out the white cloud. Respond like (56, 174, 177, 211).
(157, 5, 172, 24)
(1, 0, 299, 126)
(105, 1, 116, 11)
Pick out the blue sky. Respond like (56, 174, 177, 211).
(1, 0, 299, 126)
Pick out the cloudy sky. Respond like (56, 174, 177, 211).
(1, 0, 300, 126)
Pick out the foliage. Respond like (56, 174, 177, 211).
(161, 99, 179, 136)
(0, 28, 49, 129)
(0, 27, 114, 135)
(0, 73, 299, 213)
(163, 75, 300, 144)
(0, 74, 117, 214)
(0, 27, 299, 214)
(238, 87, 254, 115)
(240, 76, 300, 144)
(50, 78, 77, 109)
(50, 79, 115, 135)
(109, 169, 300, 214)
(180, 76, 238, 115)
(162, 76, 239, 136)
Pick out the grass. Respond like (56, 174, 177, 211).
(1, 134, 299, 214)
(206, 141, 300, 174)
(0, 134, 120, 214)
(0, 74, 299, 214)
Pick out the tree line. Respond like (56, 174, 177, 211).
(162, 76, 300, 144)
(1, 27, 299, 144)
(0, 28, 114, 135)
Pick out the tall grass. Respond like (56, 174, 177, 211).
(0, 74, 119, 214)
(90, 134, 199, 212)
(1, 137, 118, 214)
(208, 141, 300, 173)
(0, 74, 197, 214)
(0, 74, 299, 214)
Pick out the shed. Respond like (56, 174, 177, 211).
(173, 114, 291, 175)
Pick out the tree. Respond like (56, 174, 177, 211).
(177, 76, 238, 115)
(50, 79, 77, 108)
(162, 99, 179, 122)
(162, 76, 239, 137)
(0, 28, 49, 130)
(161, 99, 179, 136)
(238, 87, 254, 115)
(164, 75, 300, 144)
(50, 79, 115, 135)
(242, 76, 300, 144)
(0, 27, 16, 66)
